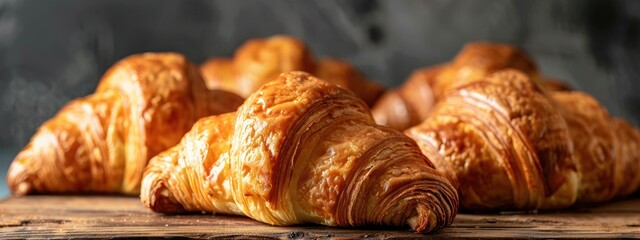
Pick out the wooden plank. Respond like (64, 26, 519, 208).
(1, 196, 640, 239)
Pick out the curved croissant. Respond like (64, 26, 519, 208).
(550, 92, 619, 204)
(200, 35, 384, 106)
(551, 92, 640, 203)
(7, 53, 244, 196)
(372, 42, 538, 131)
(406, 69, 640, 210)
(406, 70, 579, 210)
(141, 71, 458, 233)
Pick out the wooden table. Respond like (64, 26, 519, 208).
(1, 196, 640, 239)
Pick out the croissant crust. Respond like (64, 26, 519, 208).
(406, 70, 579, 210)
(141, 71, 458, 233)
(551, 92, 640, 204)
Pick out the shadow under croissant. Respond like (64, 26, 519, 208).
(149, 209, 433, 234)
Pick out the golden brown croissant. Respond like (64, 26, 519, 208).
(372, 42, 539, 131)
(141, 71, 458, 233)
(405, 70, 579, 210)
(7, 53, 244, 196)
(200, 35, 384, 106)
(551, 92, 640, 203)
(550, 92, 619, 204)
(406, 67, 640, 210)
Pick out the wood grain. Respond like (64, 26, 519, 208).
(1, 196, 640, 239)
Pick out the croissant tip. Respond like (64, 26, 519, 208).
(407, 204, 439, 234)
(141, 177, 185, 214)
(11, 182, 32, 197)
(7, 161, 33, 196)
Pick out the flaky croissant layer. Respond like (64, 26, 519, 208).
(141, 71, 458, 233)
(8, 53, 243, 196)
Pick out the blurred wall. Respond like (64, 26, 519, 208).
(0, 0, 639, 150)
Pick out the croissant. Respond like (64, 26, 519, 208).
(200, 35, 384, 106)
(551, 92, 640, 203)
(7, 53, 244, 196)
(406, 68, 640, 210)
(140, 71, 458, 233)
(372, 42, 538, 131)
(405, 70, 579, 210)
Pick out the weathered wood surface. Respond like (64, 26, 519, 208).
(1, 196, 640, 239)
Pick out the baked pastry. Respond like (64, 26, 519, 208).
(551, 92, 640, 203)
(141, 71, 458, 233)
(406, 68, 640, 210)
(550, 92, 618, 204)
(200, 35, 384, 106)
(371, 65, 445, 131)
(7, 53, 244, 196)
(405, 70, 579, 210)
(611, 118, 640, 197)
(372, 42, 538, 131)
(433, 42, 538, 100)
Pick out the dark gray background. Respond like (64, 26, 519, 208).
(1, 0, 639, 196)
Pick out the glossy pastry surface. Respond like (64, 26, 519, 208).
(141, 71, 458, 233)
(406, 70, 579, 210)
